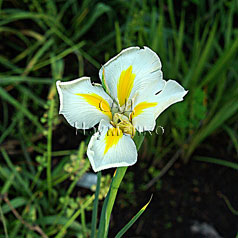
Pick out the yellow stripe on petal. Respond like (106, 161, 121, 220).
(117, 66, 135, 106)
(76, 93, 112, 119)
(104, 127, 123, 155)
(130, 102, 158, 120)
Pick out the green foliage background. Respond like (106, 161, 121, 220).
(0, 0, 238, 237)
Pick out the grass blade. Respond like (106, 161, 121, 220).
(55, 195, 94, 238)
(0, 87, 44, 131)
(23, 38, 54, 75)
(16, 85, 46, 107)
(201, 38, 238, 87)
(115, 195, 153, 238)
(1, 173, 15, 194)
(32, 41, 85, 71)
(1, 197, 27, 214)
(0, 76, 52, 85)
(185, 96, 238, 160)
(115, 21, 122, 53)
(1, 148, 32, 196)
(0, 55, 24, 74)
(223, 125, 238, 157)
(194, 156, 238, 170)
(0, 113, 18, 145)
(0, 203, 9, 238)
(191, 20, 217, 86)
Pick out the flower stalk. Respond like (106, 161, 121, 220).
(96, 133, 144, 237)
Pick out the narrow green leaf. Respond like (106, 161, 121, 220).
(194, 156, 238, 170)
(73, 3, 112, 40)
(0, 114, 18, 145)
(206, 72, 226, 120)
(1, 149, 32, 196)
(0, 76, 52, 85)
(12, 38, 44, 63)
(0, 87, 44, 131)
(32, 41, 85, 71)
(115, 195, 153, 238)
(16, 85, 46, 107)
(191, 20, 217, 85)
(36, 215, 82, 230)
(0, 203, 9, 238)
(1, 173, 15, 194)
(1, 197, 27, 214)
(20, 139, 36, 175)
(115, 21, 122, 52)
(174, 11, 185, 76)
(0, 55, 24, 74)
(0, 26, 31, 46)
(223, 125, 238, 156)
(168, 0, 176, 31)
(0, 10, 61, 30)
(55, 195, 94, 238)
(81, 205, 87, 237)
(23, 38, 54, 75)
(201, 38, 238, 87)
(225, 1, 235, 49)
(185, 96, 238, 160)
(152, 7, 163, 54)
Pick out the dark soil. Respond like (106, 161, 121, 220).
(110, 158, 238, 238)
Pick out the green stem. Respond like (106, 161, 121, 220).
(91, 171, 102, 238)
(97, 167, 127, 238)
(105, 167, 127, 234)
(47, 98, 55, 200)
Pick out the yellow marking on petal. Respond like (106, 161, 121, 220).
(76, 93, 112, 119)
(117, 65, 135, 106)
(104, 127, 123, 155)
(130, 102, 158, 120)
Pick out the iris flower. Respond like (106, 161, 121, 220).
(56, 46, 187, 172)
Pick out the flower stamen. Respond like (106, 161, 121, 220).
(111, 113, 136, 137)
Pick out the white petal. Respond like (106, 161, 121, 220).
(99, 46, 164, 107)
(154, 80, 188, 118)
(130, 80, 187, 132)
(56, 78, 113, 129)
(129, 81, 161, 132)
(87, 120, 137, 172)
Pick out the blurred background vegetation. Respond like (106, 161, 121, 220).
(0, 0, 238, 237)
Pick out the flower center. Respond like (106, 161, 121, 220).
(111, 113, 136, 137)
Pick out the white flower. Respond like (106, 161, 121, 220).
(56, 46, 188, 172)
